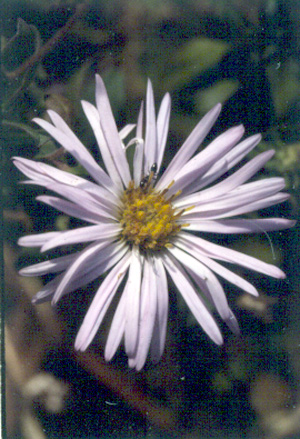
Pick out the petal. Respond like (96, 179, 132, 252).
(81, 100, 124, 188)
(124, 247, 142, 357)
(36, 195, 107, 224)
(143, 79, 157, 172)
(32, 242, 128, 304)
(104, 285, 127, 362)
(13, 157, 119, 208)
(129, 258, 158, 370)
(224, 309, 240, 335)
(183, 218, 296, 234)
(203, 193, 290, 219)
(13, 157, 56, 185)
(150, 256, 169, 362)
(19, 252, 77, 276)
(181, 150, 276, 206)
(41, 223, 120, 252)
(157, 103, 222, 189)
(156, 93, 171, 171)
(132, 102, 144, 184)
(184, 266, 240, 335)
(176, 149, 276, 207)
(168, 246, 232, 321)
(34, 112, 114, 190)
(32, 275, 62, 304)
(165, 125, 245, 196)
(180, 178, 286, 216)
(176, 234, 258, 296)
(74, 252, 131, 351)
(95, 74, 131, 187)
(119, 124, 136, 140)
(18, 231, 60, 248)
(44, 181, 118, 217)
(133, 138, 144, 186)
(162, 253, 223, 345)
(52, 241, 110, 304)
(180, 232, 286, 279)
(136, 100, 144, 139)
(181, 133, 262, 196)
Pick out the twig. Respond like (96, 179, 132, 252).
(5, 3, 88, 80)
(74, 351, 178, 432)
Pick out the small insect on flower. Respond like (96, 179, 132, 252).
(14, 75, 295, 370)
(139, 162, 158, 190)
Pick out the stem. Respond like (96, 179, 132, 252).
(5, 3, 88, 80)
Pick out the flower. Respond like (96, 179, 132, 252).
(14, 75, 294, 370)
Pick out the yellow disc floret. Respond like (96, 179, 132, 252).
(119, 181, 184, 252)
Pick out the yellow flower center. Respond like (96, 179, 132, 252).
(119, 181, 184, 252)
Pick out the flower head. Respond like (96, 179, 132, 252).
(14, 75, 294, 370)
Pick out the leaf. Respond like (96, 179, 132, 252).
(2, 119, 59, 159)
(2, 19, 42, 110)
(2, 18, 42, 75)
(165, 37, 230, 90)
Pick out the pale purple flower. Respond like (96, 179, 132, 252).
(14, 75, 294, 370)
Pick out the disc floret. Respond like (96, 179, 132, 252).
(119, 181, 183, 251)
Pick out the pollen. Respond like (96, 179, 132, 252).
(119, 181, 184, 251)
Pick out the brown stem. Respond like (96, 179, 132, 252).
(5, 3, 88, 80)
(74, 351, 178, 432)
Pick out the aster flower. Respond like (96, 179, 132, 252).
(14, 75, 294, 370)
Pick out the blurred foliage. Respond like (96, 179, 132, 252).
(2, 0, 300, 438)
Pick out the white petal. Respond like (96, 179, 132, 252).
(74, 253, 131, 351)
(44, 181, 118, 217)
(156, 93, 171, 171)
(36, 195, 106, 224)
(180, 232, 286, 278)
(57, 242, 128, 300)
(182, 150, 276, 206)
(81, 100, 123, 187)
(136, 100, 144, 138)
(224, 309, 240, 335)
(143, 79, 157, 171)
(52, 241, 110, 304)
(34, 112, 115, 190)
(133, 138, 144, 185)
(41, 223, 120, 252)
(124, 247, 142, 357)
(129, 258, 158, 370)
(184, 266, 239, 335)
(181, 133, 262, 196)
(19, 253, 77, 276)
(168, 246, 231, 321)
(162, 253, 223, 345)
(13, 157, 57, 185)
(165, 125, 245, 196)
(95, 75, 131, 187)
(18, 231, 60, 248)
(150, 256, 169, 362)
(203, 193, 290, 219)
(32, 242, 128, 304)
(183, 218, 296, 234)
(176, 234, 258, 296)
(32, 275, 62, 304)
(104, 285, 127, 362)
(119, 124, 136, 140)
(13, 157, 119, 207)
(157, 103, 222, 189)
(180, 178, 285, 216)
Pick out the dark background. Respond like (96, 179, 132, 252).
(2, 1, 300, 438)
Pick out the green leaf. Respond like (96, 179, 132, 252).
(2, 18, 42, 74)
(2, 19, 42, 110)
(165, 38, 230, 90)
